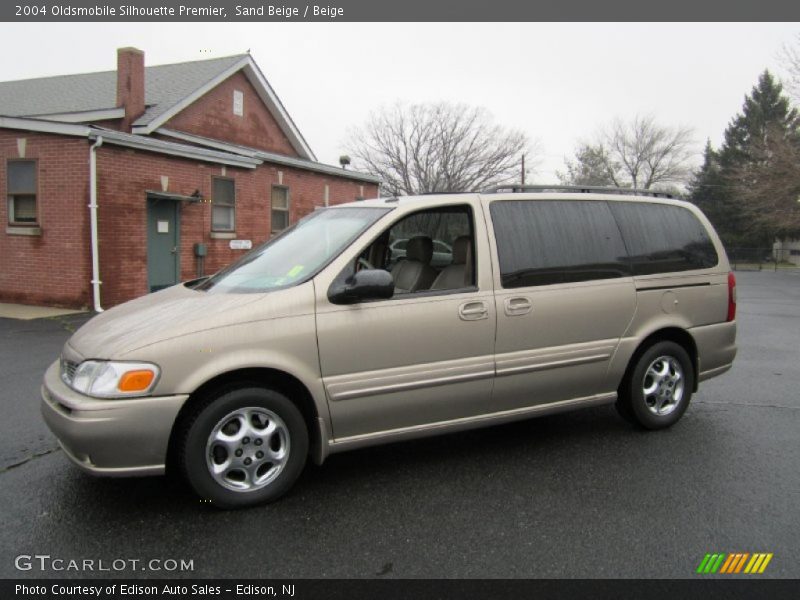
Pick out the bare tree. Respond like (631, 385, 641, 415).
(728, 123, 800, 239)
(347, 102, 531, 195)
(606, 115, 695, 188)
(779, 34, 800, 103)
(559, 115, 695, 190)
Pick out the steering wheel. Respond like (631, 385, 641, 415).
(357, 258, 375, 270)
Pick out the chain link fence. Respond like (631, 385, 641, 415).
(727, 247, 800, 271)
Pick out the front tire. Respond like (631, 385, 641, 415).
(179, 387, 308, 509)
(616, 341, 694, 430)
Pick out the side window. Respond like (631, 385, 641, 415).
(490, 200, 630, 288)
(388, 209, 471, 270)
(211, 177, 235, 232)
(358, 205, 476, 294)
(609, 202, 718, 275)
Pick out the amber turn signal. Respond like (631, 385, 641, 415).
(117, 370, 156, 392)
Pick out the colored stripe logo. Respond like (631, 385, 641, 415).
(696, 552, 773, 574)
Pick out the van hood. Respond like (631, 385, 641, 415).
(68, 284, 269, 359)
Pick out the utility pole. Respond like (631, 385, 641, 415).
(521, 153, 526, 185)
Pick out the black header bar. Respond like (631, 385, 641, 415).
(3, 0, 800, 22)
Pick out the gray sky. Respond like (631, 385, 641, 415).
(1, 22, 798, 181)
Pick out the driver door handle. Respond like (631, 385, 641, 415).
(459, 301, 488, 321)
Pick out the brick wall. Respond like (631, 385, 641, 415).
(0, 129, 377, 309)
(0, 131, 92, 308)
(95, 144, 377, 307)
(165, 71, 299, 156)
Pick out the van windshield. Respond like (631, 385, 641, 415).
(195, 206, 390, 293)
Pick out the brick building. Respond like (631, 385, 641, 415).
(0, 48, 379, 309)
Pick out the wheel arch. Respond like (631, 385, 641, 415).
(167, 367, 326, 475)
(622, 327, 699, 393)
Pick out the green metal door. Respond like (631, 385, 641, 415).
(146, 197, 180, 292)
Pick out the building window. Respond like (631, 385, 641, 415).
(271, 185, 289, 233)
(212, 177, 235, 231)
(7, 160, 38, 225)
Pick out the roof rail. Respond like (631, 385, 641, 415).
(487, 184, 673, 199)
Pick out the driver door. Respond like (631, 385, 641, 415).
(314, 200, 496, 442)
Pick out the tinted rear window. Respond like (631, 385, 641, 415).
(609, 202, 718, 275)
(490, 200, 631, 288)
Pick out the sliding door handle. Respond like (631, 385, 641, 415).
(504, 296, 532, 316)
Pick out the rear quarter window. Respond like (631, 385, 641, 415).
(609, 202, 719, 275)
(490, 200, 631, 288)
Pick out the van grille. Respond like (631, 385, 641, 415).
(60, 357, 78, 386)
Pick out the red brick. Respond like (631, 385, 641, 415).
(165, 71, 298, 156)
(0, 133, 377, 309)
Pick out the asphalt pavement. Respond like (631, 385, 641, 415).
(0, 270, 798, 579)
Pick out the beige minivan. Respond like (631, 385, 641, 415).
(42, 187, 737, 508)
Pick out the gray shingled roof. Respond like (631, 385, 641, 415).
(0, 54, 246, 126)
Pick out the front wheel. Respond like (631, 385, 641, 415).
(179, 387, 308, 509)
(616, 341, 694, 430)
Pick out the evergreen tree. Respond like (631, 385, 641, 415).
(691, 71, 800, 247)
(719, 70, 800, 170)
(688, 140, 733, 241)
(556, 143, 618, 187)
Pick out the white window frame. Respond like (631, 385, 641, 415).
(6, 159, 38, 226)
(211, 176, 236, 232)
(271, 185, 290, 234)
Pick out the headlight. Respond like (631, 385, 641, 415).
(68, 360, 160, 398)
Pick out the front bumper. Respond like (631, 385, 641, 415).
(41, 360, 189, 476)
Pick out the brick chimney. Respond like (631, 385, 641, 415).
(116, 47, 145, 131)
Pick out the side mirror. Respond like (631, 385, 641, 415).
(328, 269, 394, 304)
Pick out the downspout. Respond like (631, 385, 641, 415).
(89, 136, 103, 313)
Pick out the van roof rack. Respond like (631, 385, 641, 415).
(488, 184, 674, 199)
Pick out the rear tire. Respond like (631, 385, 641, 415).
(616, 341, 694, 430)
(179, 387, 308, 509)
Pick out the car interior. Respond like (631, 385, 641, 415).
(356, 206, 476, 294)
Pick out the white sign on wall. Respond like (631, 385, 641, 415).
(230, 239, 252, 250)
(233, 90, 244, 116)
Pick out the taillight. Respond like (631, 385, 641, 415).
(727, 271, 737, 322)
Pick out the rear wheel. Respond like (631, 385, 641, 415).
(179, 387, 308, 508)
(616, 341, 694, 430)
